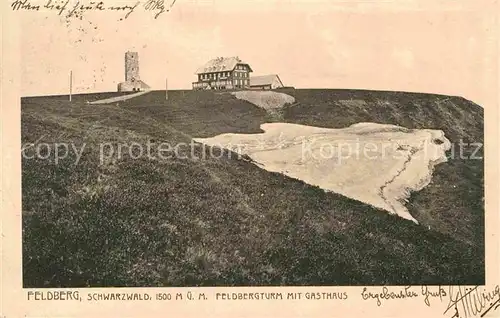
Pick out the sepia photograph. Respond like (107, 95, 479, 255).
(15, 0, 490, 290)
(4, 0, 500, 315)
(3, 2, 499, 317)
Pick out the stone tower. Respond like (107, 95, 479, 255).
(118, 51, 150, 92)
(125, 51, 140, 82)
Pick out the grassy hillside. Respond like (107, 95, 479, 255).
(22, 89, 484, 287)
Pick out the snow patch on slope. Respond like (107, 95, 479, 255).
(194, 122, 451, 224)
(232, 91, 295, 109)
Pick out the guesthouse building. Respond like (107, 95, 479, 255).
(192, 56, 253, 90)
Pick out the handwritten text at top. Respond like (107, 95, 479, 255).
(10, 0, 177, 20)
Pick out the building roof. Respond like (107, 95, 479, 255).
(250, 74, 283, 87)
(195, 56, 253, 74)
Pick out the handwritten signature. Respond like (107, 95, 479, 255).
(361, 285, 499, 318)
(10, 0, 175, 19)
(443, 285, 500, 318)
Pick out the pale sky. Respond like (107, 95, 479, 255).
(18, 0, 498, 107)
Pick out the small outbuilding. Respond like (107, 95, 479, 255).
(249, 74, 284, 90)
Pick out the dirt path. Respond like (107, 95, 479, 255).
(88, 90, 151, 105)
